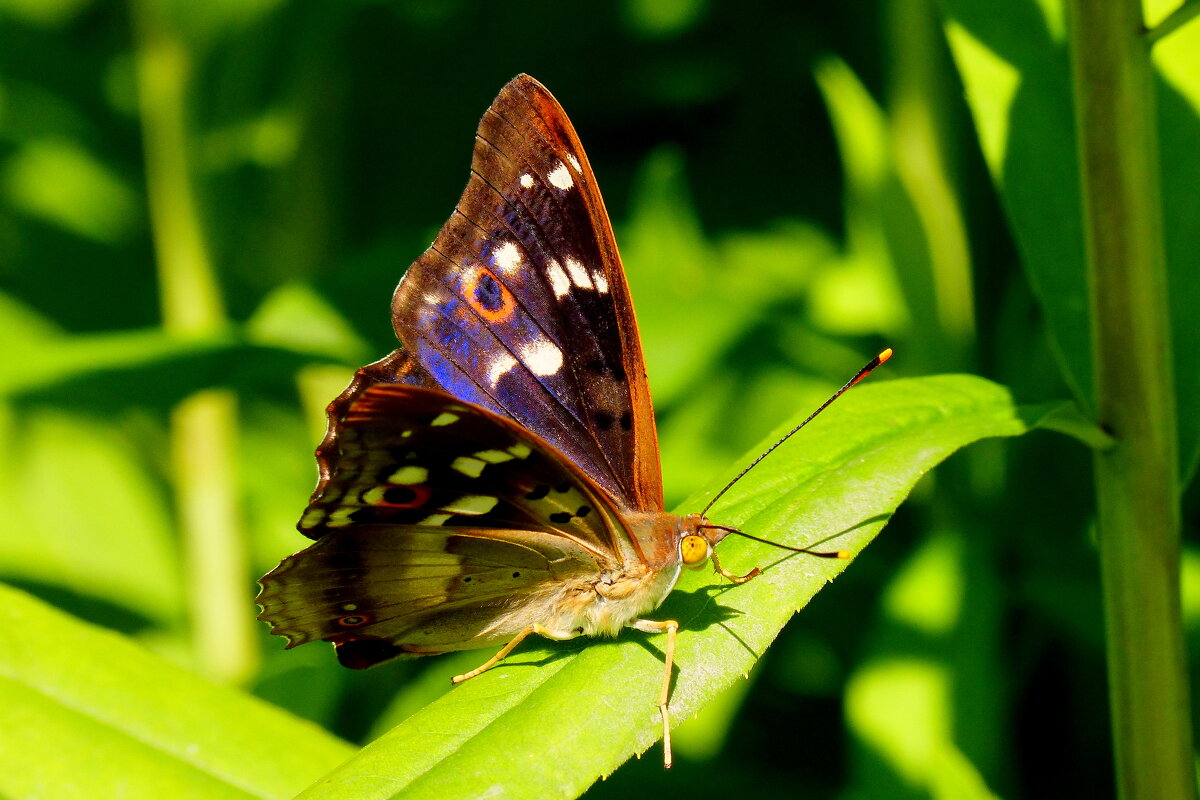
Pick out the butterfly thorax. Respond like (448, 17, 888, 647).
(514, 509, 677, 639)
(569, 510, 725, 637)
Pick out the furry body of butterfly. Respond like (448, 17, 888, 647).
(259, 74, 781, 769)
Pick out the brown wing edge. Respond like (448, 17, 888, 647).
(499, 74, 665, 512)
(305, 349, 434, 538)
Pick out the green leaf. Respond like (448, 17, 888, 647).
(1017, 400, 1115, 450)
(292, 374, 1028, 799)
(0, 584, 355, 800)
(0, 409, 182, 624)
(812, 58, 920, 342)
(942, 2, 1090, 407)
(3, 325, 352, 414)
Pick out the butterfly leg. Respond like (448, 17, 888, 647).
(451, 623, 574, 685)
(630, 617, 679, 769)
(709, 550, 761, 584)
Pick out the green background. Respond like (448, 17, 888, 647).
(1, 0, 1196, 798)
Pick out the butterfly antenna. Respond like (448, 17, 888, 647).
(699, 348, 893, 518)
(699, 523, 850, 558)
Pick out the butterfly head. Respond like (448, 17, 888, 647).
(677, 513, 772, 586)
(675, 513, 852, 586)
(679, 513, 720, 571)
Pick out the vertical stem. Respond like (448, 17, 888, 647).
(132, 0, 256, 684)
(1065, 2, 1192, 798)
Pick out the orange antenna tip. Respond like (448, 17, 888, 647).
(878, 348, 893, 363)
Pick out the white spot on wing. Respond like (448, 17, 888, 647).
(520, 337, 564, 377)
(507, 443, 532, 459)
(451, 456, 486, 478)
(474, 449, 515, 463)
(487, 353, 517, 387)
(565, 257, 594, 289)
(388, 466, 428, 485)
(566, 154, 581, 172)
(431, 412, 459, 426)
(519, 173, 534, 188)
(441, 495, 499, 515)
(592, 270, 609, 293)
(493, 241, 522, 275)
(547, 260, 571, 298)
(421, 513, 451, 526)
(548, 162, 574, 190)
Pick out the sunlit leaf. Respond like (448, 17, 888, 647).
(0, 409, 181, 625)
(0, 584, 354, 800)
(2, 139, 138, 243)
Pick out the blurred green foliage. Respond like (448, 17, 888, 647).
(0, 0, 1196, 798)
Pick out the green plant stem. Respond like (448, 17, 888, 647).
(1065, 2, 1192, 798)
(132, 0, 255, 684)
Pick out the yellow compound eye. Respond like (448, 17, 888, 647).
(680, 534, 710, 566)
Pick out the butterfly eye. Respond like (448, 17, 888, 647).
(680, 534, 710, 567)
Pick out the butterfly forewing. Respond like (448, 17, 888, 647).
(390, 75, 663, 513)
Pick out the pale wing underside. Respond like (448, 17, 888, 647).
(258, 525, 600, 660)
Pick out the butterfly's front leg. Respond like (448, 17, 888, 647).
(629, 617, 680, 769)
(709, 550, 761, 584)
(451, 623, 580, 685)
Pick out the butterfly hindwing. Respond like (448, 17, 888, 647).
(308, 349, 436, 506)
(390, 74, 663, 513)
(257, 524, 602, 667)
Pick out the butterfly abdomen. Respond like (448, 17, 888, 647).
(460, 559, 682, 642)
(585, 561, 682, 637)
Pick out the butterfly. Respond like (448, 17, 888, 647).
(257, 74, 889, 769)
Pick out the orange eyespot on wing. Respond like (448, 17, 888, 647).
(463, 267, 516, 323)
